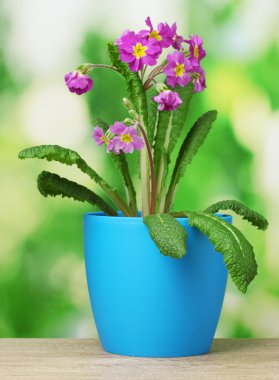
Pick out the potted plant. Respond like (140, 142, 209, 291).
(18, 17, 268, 357)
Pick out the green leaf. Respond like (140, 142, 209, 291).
(153, 83, 194, 175)
(92, 116, 138, 215)
(37, 171, 117, 216)
(107, 42, 148, 129)
(19, 144, 133, 216)
(188, 212, 258, 293)
(153, 83, 194, 213)
(165, 110, 217, 212)
(204, 199, 269, 231)
(147, 87, 159, 143)
(170, 211, 190, 218)
(19, 144, 103, 183)
(144, 213, 187, 258)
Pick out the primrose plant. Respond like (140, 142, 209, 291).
(19, 17, 268, 294)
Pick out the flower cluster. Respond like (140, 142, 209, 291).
(115, 18, 206, 96)
(93, 122, 144, 154)
(64, 18, 207, 155)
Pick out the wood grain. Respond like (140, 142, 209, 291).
(0, 339, 278, 379)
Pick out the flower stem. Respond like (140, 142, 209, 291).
(143, 65, 164, 91)
(89, 64, 119, 72)
(137, 122, 155, 215)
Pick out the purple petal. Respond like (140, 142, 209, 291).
(110, 122, 126, 134)
(145, 16, 153, 30)
(166, 76, 177, 88)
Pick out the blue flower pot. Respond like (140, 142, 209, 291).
(83, 212, 231, 357)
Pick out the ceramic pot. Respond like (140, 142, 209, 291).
(84, 212, 231, 357)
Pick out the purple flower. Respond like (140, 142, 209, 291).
(109, 122, 127, 134)
(92, 126, 120, 154)
(190, 66, 206, 93)
(138, 17, 174, 49)
(115, 30, 161, 72)
(171, 23, 184, 50)
(185, 35, 206, 65)
(110, 123, 144, 154)
(64, 71, 93, 95)
(163, 51, 192, 88)
(153, 90, 182, 111)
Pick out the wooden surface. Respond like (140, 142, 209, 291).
(0, 339, 278, 379)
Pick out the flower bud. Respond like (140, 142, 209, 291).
(128, 109, 138, 119)
(123, 118, 134, 125)
(122, 98, 133, 110)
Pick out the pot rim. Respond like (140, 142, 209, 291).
(83, 211, 232, 224)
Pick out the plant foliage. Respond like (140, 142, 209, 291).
(205, 199, 268, 230)
(37, 171, 117, 216)
(165, 110, 217, 212)
(144, 213, 187, 258)
(188, 212, 258, 293)
(19, 144, 133, 216)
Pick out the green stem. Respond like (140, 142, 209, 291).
(99, 182, 135, 216)
(79, 162, 135, 217)
(140, 147, 150, 216)
(155, 112, 173, 213)
(164, 183, 177, 213)
(143, 65, 164, 91)
(137, 122, 155, 215)
(119, 155, 138, 216)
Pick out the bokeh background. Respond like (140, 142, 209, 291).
(0, 0, 279, 338)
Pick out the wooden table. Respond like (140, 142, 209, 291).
(0, 339, 278, 379)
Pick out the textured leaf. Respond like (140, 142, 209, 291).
(147, 87, 159, 143)
(188, 212, 258, 293)
(107, 43, 148, 129)
(204, 199, 268, 231)
(170, 211, 190, 218)
(144, 213, 187, 258)
(92, 116, 138, 215)
(19, 144, 133, 216)
(153, 83, 194, 213)
(165, 110, 217, 212)
(37, 171, 117, 216)
(19, 144, 103, 183)
(153, 83, 194, 175)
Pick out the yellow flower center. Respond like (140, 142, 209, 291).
(121, 133, 133, 144)
(133, 43, 147, 59)
(149, 30, 162, 41)
(101, 136, 109, 145)
(174, 63, 185, 77)
(194, 45, 199, 59)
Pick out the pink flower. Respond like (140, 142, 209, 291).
(171, 23, 184, 50)
(153, 90, 182, 111)
(185, 35, 206, 65)
(115, 30, 161, 72)
(92, 126, 120, 154)
(190, 66, 206, 93)
(163, 51, 192, 88)
(110, 123, 144, 154)
(64, 71, 93, 95)
(138, 17, 174, 49)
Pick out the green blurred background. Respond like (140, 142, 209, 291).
(0, 0, 279, 338)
